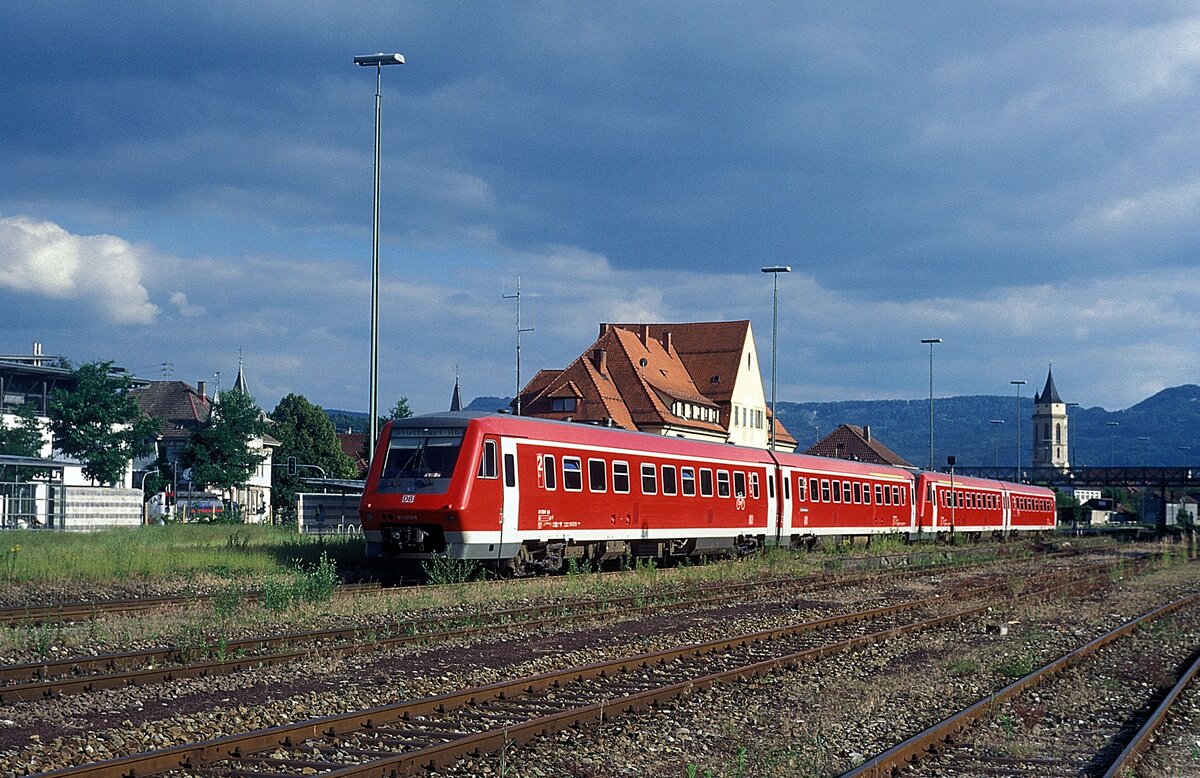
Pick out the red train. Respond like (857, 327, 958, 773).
(359, 412, 1057, 573)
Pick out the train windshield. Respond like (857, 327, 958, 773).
(377, 425, 466, 494)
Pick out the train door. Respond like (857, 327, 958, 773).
(773, 466, 792, 546)
(498, 437, 521, 559)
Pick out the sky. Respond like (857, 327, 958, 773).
(2, 2, 1198, 417)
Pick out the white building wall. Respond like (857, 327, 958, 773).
(727, 323, 770, 449)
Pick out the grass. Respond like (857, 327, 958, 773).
(0, 525, 362, 589)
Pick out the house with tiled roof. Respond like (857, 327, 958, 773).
(515, 321, 796, 451)
(133, 375, 279, 522)
(803, 424, 914, 469)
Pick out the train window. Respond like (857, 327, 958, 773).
(662, 465, 677, 495)
(809, 478, 819, 502)
(750, 472, 759, 499)
(882, 486, 892, 505)
(821, 479, 831, 502)
(831, 480, 841, 503)
(900, 487, 907, 506)
(642, 463, 657, 494)
(795, 476, 806, 501)
(874, 484, 883, 504)
(681, 467, 697, 496)
(863, 483, 872, 504)
(504, 454, 516, 487)
(612, 461, 630, 493)
(478, 440, 498, 479)
(563, 457, 582, 491)
(768, 473, 775, 499)
(784, 477, 790, 499)
(853, 482, 862, 504)
(588, 459, 607, 492)
(842, 481, 852, 502)
(700, 469, 714, 497)
(543, 454, 556, 490)
(734, 471, 746, 498)
(717, 470, 731, 498)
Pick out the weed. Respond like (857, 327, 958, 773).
(259, 575, 294, 612)
(2, 544, 21, 579)
(998, 712, 1017, 738)
(211, 584, 242, 620)
(995, 654, 1034, 679)
(296, 552, 338, 602)
(945, 658, 979, 676)
(422, 552, 478, 585)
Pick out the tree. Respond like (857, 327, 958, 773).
(389, 397, 413, 420)
(181, 388, 268, 494)
(270, 394, 358, 519)
(48, 361, 158, 486)
(0, 403, 48, 481)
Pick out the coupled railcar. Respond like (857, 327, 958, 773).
(359, 412, 1056, 572)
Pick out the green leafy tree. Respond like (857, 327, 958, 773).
(389, 397, 414, 420)
(48, 361, 158, 486)
(270, 394, 357, 519)
(181, 388, 268, 495)
(0, 403, 49, 481)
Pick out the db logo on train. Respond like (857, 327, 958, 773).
(736, 496, 746, 510)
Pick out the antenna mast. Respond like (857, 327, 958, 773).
(502, 277, 534, 415)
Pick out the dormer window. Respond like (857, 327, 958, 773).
(551, 397, 577, 412)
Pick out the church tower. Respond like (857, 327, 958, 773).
(1031, 365, 1068, 471)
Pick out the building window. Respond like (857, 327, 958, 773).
(551, 397, 577, 412)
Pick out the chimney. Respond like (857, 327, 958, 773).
(197, 380, 207, 400)
(641, 324, 651, 348)
(662, 331, 672, 353)
(863, 425, 871, 442)
(592, 348, 607, 376)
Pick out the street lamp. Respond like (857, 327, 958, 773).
(921, 338, 942, 470)
(1011, 380, 1026, 481)
(354, 51, 406, 469)
(989, 419, 1004, 468)
(761, 265, 791, 451)
(1065, 401, 1079, 469)
(1107, 421, 1119, 466)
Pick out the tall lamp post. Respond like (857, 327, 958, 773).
(1107, 421, 1119, 466)
(1011, 379, 1026, 481)
(921, 338, 942, 471)
(761, 265, 791, 451)
(989, 419, 1004, 468)
(1065, 401, 1079, 469)
(354, 51, 405, 468)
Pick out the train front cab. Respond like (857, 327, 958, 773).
(361, 415, 518, 562)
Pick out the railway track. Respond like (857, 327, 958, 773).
(847, 576, 1200, 777)
(27, 555, 1141, 777)
(0, 551, 1061, 704)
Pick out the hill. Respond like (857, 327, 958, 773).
(776, 384, 1200, 468)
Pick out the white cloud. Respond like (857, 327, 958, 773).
(0, 215, 159, 324)
(168, 291, 205, 318)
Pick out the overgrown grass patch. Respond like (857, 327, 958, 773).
(0, 525, 361, 589)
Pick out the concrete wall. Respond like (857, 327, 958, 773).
(297, 493, 362, 536)
(61, 486, 143, 530)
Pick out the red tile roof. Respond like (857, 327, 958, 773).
(803, 424, 913, 468)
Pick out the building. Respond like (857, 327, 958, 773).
(132, 365, 278, 522)
(515, 321, 796, 450)
(803, 424, 915, 469)
(1032, 365, 1069, 471)
(1, 344, 141, 529)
